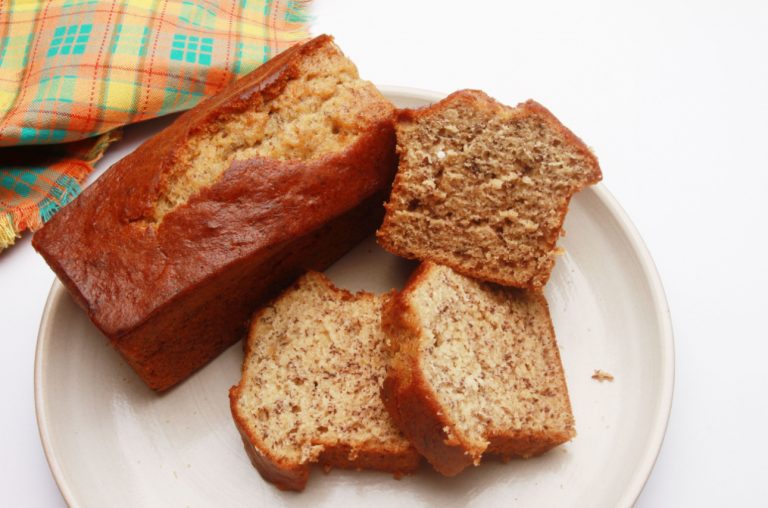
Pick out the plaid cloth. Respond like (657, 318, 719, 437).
(0, 0, 311, 251)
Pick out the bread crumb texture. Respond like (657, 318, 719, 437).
(392, 263, 575, 463)
(591, 369, 614, 382)
(378, 90, 601, 288)
(232, 272, 414, 475)
(154, 41, 388, 221)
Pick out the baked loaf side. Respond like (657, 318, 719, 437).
(153, 37, 389, 221)
(381, 262, 575, 476)
(230, 272, 420, 491)
(377, 90, 602, 289)
(32, 35, 397, 390)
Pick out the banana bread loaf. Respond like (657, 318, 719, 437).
(381, 262, 575, 476)
(230, 271, 420, 491)
(32, 35, 398, 391)
(377, 90, 602, 289)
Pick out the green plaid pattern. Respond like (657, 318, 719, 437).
(0, 0, 312, 250)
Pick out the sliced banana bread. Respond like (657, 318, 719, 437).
(381, 262, 575, 476)
(230, 272, 420, 491)
(377, 90, 601, 289)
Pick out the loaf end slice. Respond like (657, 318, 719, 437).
(230, 272, 420, 491)
(381, 262, 575, 476)
(377, 90, 601, 289)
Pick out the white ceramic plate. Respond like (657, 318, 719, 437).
(35, 87, 674, 508)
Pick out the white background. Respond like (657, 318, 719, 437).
(2, 0, 767, 506)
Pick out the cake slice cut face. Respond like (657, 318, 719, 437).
(378, 90, 602, 289)
(230, 272, 419, 491)
(381, 262, 575, 476)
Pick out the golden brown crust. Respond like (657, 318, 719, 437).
(379, 89, 602, 290)
(118, 191, 390, 390)
(381, 364, 474, 477)
(315, 442, 420, 474)
(380, 263, 476, 476)
(32, 35, 397, 391)
(485, 430, 574, 460)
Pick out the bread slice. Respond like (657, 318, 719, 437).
(33, 35, 398, 390)
(377, 90, 602, 289)
(381, 262, 575, 476)
(229, 272, 420, 491)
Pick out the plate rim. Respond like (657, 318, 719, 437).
(34, 85, 675, 508)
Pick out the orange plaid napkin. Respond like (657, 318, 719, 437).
(0, 0, 311, 251)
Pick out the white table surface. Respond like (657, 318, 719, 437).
(2, 1, 766, 506)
